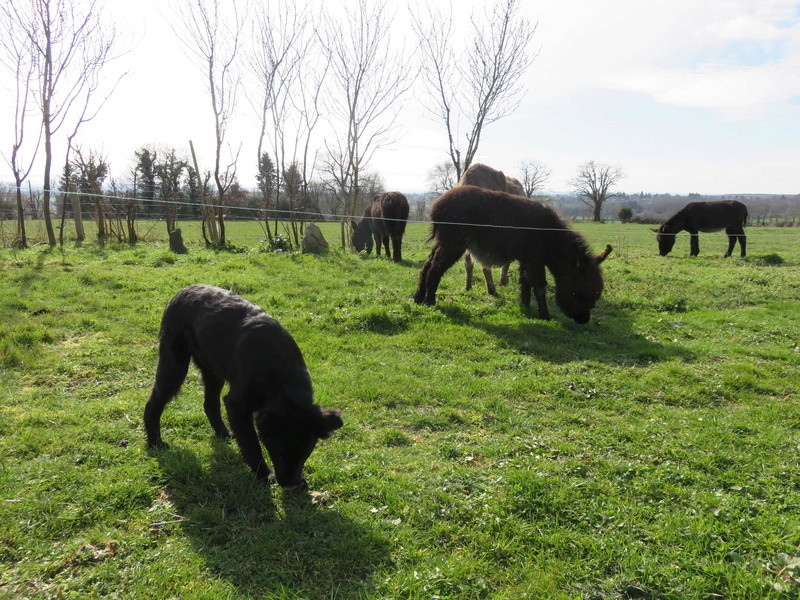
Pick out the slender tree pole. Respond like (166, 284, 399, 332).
(4, 0, 119, 246)
(172, 0, 245, 247)
(321, 0, 412, 246)
(0, 7, 42, 248)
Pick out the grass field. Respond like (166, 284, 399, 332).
(1, 219, 799, 599)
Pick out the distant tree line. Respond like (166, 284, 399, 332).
(560, 191, 800, 224)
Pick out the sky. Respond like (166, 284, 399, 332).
(2, 0, 799, 196)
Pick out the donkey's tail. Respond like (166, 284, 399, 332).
(426, 222, 438, 243)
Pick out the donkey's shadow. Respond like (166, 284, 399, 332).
(432, 295, 693, 366)
(153, 441, 388, 598)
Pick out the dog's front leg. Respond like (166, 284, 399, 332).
(224, 396, 271, 481)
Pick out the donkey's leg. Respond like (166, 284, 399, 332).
(724, 229, 736, 257)
(499, 263, 510, 286)
(519, 268, 532, 307)
(144, 339, 191, 448)
(391, 235, 403, 263)
(522, 261, 550, 320)
(197, 366, 230, 440)
(422, 241, 467, 305)
(482, 267, 498, 296)
(414, 249, 436, 303)
(727, 226, 746, 257)
(382, 236, 391, 258)
(689, 232, 700, 256)
(464, 252, 475, 291)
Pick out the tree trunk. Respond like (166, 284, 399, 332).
(71, 195, 85, 240)
(13, 180, 27, 248)
(95, 200, 106, 241)
(43, 134, 56, 246)
(217, 191, 226, 246)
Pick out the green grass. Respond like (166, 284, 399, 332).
(1, 221, 799, 599)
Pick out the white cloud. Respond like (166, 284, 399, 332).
(704, 15, 783, 42)
(614, 62, 800, 118)
(529, 0, 800, 117)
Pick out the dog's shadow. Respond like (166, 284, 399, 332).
(153, 440, 388, 598)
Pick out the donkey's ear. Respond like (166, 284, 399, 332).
(315, 408, 343, 439)
(596, 244, 612, 264)
(650, 227, 660, 233)
(348, 220, 357, 231)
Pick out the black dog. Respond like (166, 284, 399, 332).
(144, 285, 342, 489)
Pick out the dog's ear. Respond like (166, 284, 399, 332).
(316, 408, 343, 439)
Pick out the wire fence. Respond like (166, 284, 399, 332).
(2, 190, 800, 249)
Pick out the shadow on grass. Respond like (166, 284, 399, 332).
(434, 299, 694, 366)
(155, 441, 389, 599)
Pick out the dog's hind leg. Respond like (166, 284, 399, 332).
(144, 339, 191, 448)
(198, 367, 230, 440)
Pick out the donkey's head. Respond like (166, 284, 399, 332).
(349, 218, 373, 253)
(554, 244, 612, 324)
(652, 225, 676, 256)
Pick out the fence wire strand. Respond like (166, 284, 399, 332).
(4, 189, 800, 245)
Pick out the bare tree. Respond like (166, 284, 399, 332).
(4, 0, 118, 246)
(0, 6, 42, 248)
(412, 0, 537, 180)
(427, 161, 457, 194)
(251, 0, 328, 247)
(322, 0, 412, 245)
(519, 160, 551, 196)
(173, 0, 245, 247)
(569, 161, 625, 222)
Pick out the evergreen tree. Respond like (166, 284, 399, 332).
(257, 152, 276, 210)
(135, 148, 158, 217)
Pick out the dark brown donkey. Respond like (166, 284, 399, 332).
(653, 200, 748, 257)
(349, 191, 410, 262)
(414, 186, 612, 324)
(457, 163, 527, 295)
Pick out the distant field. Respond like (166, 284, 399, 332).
(3, 214, 799, 254)
(0, 221, 798, 599)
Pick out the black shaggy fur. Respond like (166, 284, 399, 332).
(414, 186, 612, 324)
(349, 191, 410, 262)
(654, 200, 748, 257)
(143, 285, 342, 489)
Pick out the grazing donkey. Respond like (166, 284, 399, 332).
(458, 163, 528, 295)
(144, 285, 343, 490)
(653, 200, 748, 257)
(349, 191, 410, 262)
(414, 186, 612, 324)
